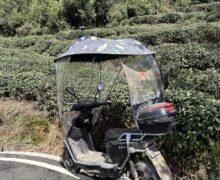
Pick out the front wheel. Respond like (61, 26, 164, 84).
(61, 147, 80, 173)
(134, 160, 160, 180)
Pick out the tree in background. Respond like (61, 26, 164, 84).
(127, 0, 150, 18)
(94, 0, 111, 26)
(0, 0, 28, 36)
(0, 0, 217, 36)
(0, 0, 65, 35)
(24, 0, 65, 34)
(62, 0, 95, 28)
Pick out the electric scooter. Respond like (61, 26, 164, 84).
(54, 36, 176, 180)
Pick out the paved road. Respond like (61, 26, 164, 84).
(0, 151, 93, 180)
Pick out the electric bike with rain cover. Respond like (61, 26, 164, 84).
(54, 36, 176, 180)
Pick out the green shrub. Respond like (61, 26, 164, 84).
(185, 2, 220, 12)
(122, 11, 218, 26)
(16, 23, 35, 36)
(159, 12, 184, 23)
(124, 22, 220, 45)
(47, 41, 71, 56)
(125, 15, 160, 25)
(62, 0, 95, 28)
(12, 37, 38, 49)
(0, 18, 22, 36)
(127, 0, 150, 18)
(9, 71, 45, 100)
(206, 11, 220, 22)
(0, 47, 56, 111)
(85, 28, 116, 37)
(173, 0, 191, 10)
(162, 89, 220, 173)
(168, 68, 220, 99)
(31, 39, 56, 54)
(56, 28, 116, 40)
(0, 36, 52, 49)
(107, 1, 128, 25)
(23, 22, 217, 47)
(155, 43, 220, 70)
(94, 0, 111, 26)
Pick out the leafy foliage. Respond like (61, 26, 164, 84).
(162, 89, 220, 172)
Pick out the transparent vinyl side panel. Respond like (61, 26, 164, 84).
(55, 57, 121, 134)
(55, 58, 77, 134)
(121, 55, 164, 107)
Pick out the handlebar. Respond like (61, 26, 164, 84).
(70, 100, 107, 112)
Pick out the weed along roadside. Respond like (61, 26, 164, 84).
(0, 0, 220, 179)
(0, 100, 63, 154)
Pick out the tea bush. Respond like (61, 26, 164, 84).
(0, 36, 51, 49)
(155, 43, 220, 70)
(113, 22, 219, 45)
(206, 11, 220, 22)
(154, 43, 220, 99)
(9, 71, 46, 100)
(123, 10, 220, 26)
(166, 67, 220, 99)
(16, 23, 36, 36)
(1, 22, 219, 55)
(162, 89, 220, 172)
(30, 39, 57, 54)
(0, 47, 56, 111)
(159, 12, 184, 23)
(123, 15, 160, 25)
(184, 1, 220, 12)
(47, 41, 71, 57)
(157, 22, 220, 44)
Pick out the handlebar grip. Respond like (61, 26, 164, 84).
(69, 101, 108, 111)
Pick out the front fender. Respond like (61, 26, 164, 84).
(145, 144, 172, 180)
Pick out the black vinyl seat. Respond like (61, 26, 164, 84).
(105, 128, 140, 141)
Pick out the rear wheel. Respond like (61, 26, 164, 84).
(134, 160, 160, 180)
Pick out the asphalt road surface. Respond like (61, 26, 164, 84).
(0, 151, 93, 180)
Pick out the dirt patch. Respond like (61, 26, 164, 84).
(0, 99, 63, 156)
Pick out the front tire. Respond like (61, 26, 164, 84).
(62, 147, 80, 173)
(134, 160, 160, 180)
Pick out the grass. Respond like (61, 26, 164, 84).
(0, 99, 63, 155)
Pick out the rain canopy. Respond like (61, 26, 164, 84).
(54, 36, 154, 61)
(54, 36, 163, 134)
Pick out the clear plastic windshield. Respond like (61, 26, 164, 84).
(63, 59, 121, 103)
(122, 55, 164, 106)
(55, 57, 121, 134)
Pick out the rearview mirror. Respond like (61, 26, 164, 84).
(97, 83, 104, 91)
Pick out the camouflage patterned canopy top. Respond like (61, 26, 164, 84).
(55, 36, 154, 61)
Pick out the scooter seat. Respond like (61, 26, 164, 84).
(105, 128, 139, 141)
